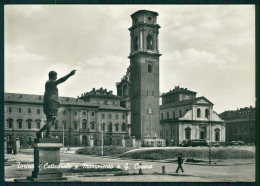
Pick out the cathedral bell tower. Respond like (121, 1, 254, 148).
(129, 10, 161, 140)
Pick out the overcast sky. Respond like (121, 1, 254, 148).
(4, 5, 255, 113)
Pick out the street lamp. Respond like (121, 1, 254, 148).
(208, 119, 211, 164)
(101, 120, 104, 156)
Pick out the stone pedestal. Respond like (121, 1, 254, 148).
(122, 136, 126, 148)
(90, 136, 94, 147)
(154, 137, 157, 147)
(131, 136, 136, 147)
(24, 138, 66, 181)
(16, 138, 20, 152)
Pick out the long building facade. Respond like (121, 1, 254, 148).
(4, 89, 131, 148)
(219, 107, 255, 144)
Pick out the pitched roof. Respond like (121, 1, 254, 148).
(160, 96, 213, 109)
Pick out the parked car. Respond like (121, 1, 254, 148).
(213, 143, 220, 147)
(237, 141, 245, 146)
(180, 139, 208, 147)
(231, 141, 238, 146)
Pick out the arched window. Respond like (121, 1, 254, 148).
(215, 128, 220, 141)
(146, 34, 153, 50)
(26, 119, 32, 129)
(82, 119, 87, 129)
(148, 64, 152, 73)
(115, 124, 119, 132)
(134, 36, 139, 50)
(82, 135, 87, 146)
(205, 109, 209, 118)
(7, 118, 13, 128)
(185, 127, 191, 140)
(123, 84, 128, 97)
(197, 108, 201, 117)
(200, 127, 206, 139)
(122, 123, 126, 131)
(74, 121, 78, 130)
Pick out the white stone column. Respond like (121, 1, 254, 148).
(131, 136, 136, 147)
(179, 124, 183, 144)
(16, 138, 20, 152)
(192, 124, 195, 139)
(79, 134, 82, 146)
(90, 135, 94, 147)
(140, 30, 143, 50)
(122, 135, 126, 148)
(196, 124, 199, 139)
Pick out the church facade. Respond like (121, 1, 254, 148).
(160, 87, 225, 146)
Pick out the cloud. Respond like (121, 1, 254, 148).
(4, 5, 255, 113)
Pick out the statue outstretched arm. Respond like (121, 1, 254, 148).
(55, 70, 76, 85)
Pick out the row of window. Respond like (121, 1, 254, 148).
(101, 114, 125, 120)
(7, 107, 41, 114)
(184, 127, 220, 141)
(161, 108, 210, 120)
(6, 118, 126, 132)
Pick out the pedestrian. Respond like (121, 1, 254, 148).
(175, 153, 185, 173)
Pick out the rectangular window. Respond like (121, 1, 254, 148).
(91, 122, 95, 130)
(102, 114, 105, 119)
(37, 109, 40, 114)
(28, 122, 31, 129)
(115, 114, 118, 119)
(64, 123, 67, 130)
(74, 111, 77, 115)
(116, 125, 119, 132)
(37, 122, 40, 129)
(83, 111, 86, 116)
(63, 110, 66, 115)
(92, 112, 95, 116)
(8, 107, 12, 113)
(28, 137, 32, 145)
(19, 122, 22, 129)
(108, 114, 111, 119)
(102, 123, 105, 131)
(74, 123, 78, 130)
(122, 115, 125, 119)
(28, 108, 31, 114)
(19, 108, 22, 113)
(8, 122, 12, 128)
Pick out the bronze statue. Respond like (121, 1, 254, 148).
(36, 70, 76, 138)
